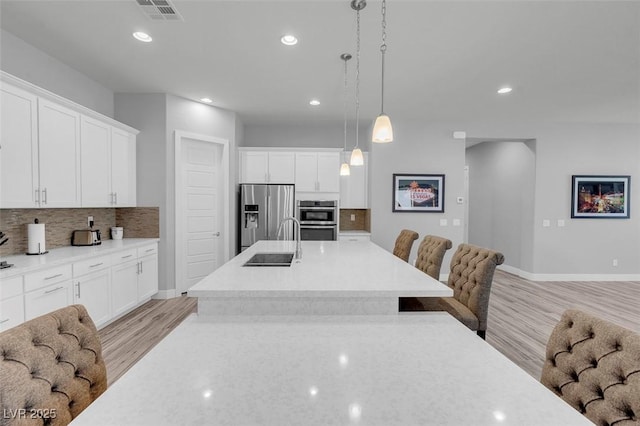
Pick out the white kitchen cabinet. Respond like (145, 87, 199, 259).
(295, 152, 340, 192)
(338, 233, 371, 242)
(239, 150, 295, 183)
(24, 280, 73, 321)
(111, 259, 139, 317)
(0, 295, 24, 331)
(37, 98, 82, 207)
(73, 254, 112, 327)
(0, 83, 39, 208)
(340, 151, 368, 208)
(110, 128, 136, 206)
(81, 117, 137, 207)
(0, 275, 24, 331)
(81, 115, 112, 207)
(137, 246, 158, 301)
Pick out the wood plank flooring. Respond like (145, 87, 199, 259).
(99, 272, 639, 386)
(99, 296, 197, 386)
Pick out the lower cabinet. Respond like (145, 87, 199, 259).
(338, 233, 371, 242)
(74, 269, 111, 328)
(1, 295, 24, 332)
(138, 253, 158, 301)
(24, 280, 73, 321)
(111, 260, 140, 317)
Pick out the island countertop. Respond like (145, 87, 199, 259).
(189, 240, 452, 299)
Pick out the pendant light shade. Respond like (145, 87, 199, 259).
(372, 114, 393, 143)
(340, 162, 351, 176)
(372, 0, 393, 143)
(350, 148, 364, 166)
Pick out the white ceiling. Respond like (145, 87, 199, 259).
(1, 0, 639, 126)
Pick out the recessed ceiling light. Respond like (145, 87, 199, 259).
(200, 98, 213, 104)
(309, 99, 320, 106)
(497, 87, 513, 94)
(133, 31, 152, 43)
(281, 34, 298, 46)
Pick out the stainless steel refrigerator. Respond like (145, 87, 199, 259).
(239, 184, 295, 252)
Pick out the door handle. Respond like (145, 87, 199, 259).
(76, 282, 81, 298)
(214, 232, 221, 237)
(42, 188, 47, 204)
(44, 286, 64, 294)
(35, 189, 40, 205)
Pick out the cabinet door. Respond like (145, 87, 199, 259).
(0, 83, 39, 207)
(1, 294, 25, 331)
(111, 260, 139, 317)
(267, 152, 295, 183)
(24, 280, 73, 321)
(38, 99, 81, 207)
(81, 115, 112, 207)
(74, 270, 111, 328)
(340, 152, 368, 208)
(240, 151, 269, 183)
(316, 152, 340, 192)
(294, 152, 318, 192)
(138, 254, 158, 301)
(111, 128, 136, 206)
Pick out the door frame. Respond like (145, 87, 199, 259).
(174, 130, 230, 295)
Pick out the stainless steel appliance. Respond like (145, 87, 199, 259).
(297, 200, 338, 241)
(239, 184, 295, 252)
(71, 229, 102, 246)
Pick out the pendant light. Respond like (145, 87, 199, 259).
(350, 0, 365, 166)
(340, 53, 352, 176)
(372, 0, 393, 143)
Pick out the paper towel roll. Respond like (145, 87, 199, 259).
(27, 223, 46, 254)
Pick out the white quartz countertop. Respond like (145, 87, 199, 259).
(72, 313, 590, 426)
(188, 240, 452, 298)
(338, 230, 371, 235)
(0, 238, 159, 278)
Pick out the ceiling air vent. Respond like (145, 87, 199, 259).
(136, 0, 183, 21)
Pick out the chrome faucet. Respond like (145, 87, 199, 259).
(277, 216, 302, 260)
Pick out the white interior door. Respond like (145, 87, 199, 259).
(176, 133, 228, 294)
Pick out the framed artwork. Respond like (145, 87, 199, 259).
(392, 174, 445, 212)
(571, 175, 630, 218)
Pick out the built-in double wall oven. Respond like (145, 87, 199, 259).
(297, 200, 338, 241)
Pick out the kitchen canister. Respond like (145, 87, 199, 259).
(27, 218, 48, 255)
(111, 227, 124, 240)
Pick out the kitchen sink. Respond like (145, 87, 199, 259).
(243, 252, 294, 267)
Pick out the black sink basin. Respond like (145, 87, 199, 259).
(243, 252, 294, 267)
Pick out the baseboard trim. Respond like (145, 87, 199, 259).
(498, 265, 640, 282)
(153, 289, 177, 300)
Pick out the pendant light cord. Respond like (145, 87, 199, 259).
(380, 0, 387, 115)
(355, 7, 361, 149)
(343, 56, 349, 152)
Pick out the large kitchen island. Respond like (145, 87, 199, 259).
(188, 240, 453, 315)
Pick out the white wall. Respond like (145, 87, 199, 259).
(466, 141, 536, 271)
(370, 121, 467, 268)
(1, 29, 114, 117)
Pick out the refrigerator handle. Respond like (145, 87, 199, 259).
(265, 194, 270, 239)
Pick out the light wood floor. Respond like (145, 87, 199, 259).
(99, 272, 639, 386)
(99, 296, 197, 386)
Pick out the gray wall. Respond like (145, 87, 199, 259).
(1, 29, 114, 117)
(370, 121, 467, 268)
(114, 93, 169, 289)
(466, 141, 536, 271)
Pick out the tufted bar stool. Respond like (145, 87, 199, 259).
(0, 304, 107, 426)
(399, 235, 452, 311)
(392, 229, 419, 263)
(438, 243, 504, 339)
(541, 309, 640, 425)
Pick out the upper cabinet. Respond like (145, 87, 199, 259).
(295, 151, 340, 193)
(0, 83, 39, 208)
(0, 73, 139, 208)
(340, 151, 368, 208)
(81, 117, 137, 207)
(239, 150, 295, 184)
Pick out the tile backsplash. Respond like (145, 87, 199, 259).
(0, 207, 159, 256)
(339, 209, 370, 232)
